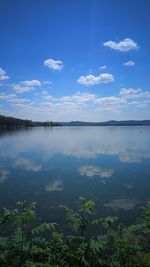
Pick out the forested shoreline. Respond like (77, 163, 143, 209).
(0, 115, 59, 127)
(1, 114, 150, 127)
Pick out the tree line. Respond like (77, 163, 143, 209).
(0, 115, 59, 127)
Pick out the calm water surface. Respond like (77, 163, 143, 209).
(0, 126, 150, 224)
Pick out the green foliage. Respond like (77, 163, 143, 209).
(15, 201, 36, 223)
(32, 222, 57, 235)
(0, 207, 18, 229)
(79, 196, 95, 215)
(0, 197, 150, 267)
(92, 216, 119, 231)
(60, 196, 95, 236)
(59, 204, 81, 232)
(0, 114, 59, 127)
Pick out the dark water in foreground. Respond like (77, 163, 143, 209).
(0, 126, 150, 224)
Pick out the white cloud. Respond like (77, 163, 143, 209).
(103, 38, 139, 52)
(3, 86, 150, 121)
(0, 93, 16, 100)
(11, 87, 150, 120)
(21, 80, 41, 86)
(59, 92, 97, 103)
(95, 96, 127, 106)
(42, 90, 49, 95)
(43, 95, 53, 101)
(41, 92, 97, 109)
(119, 88, 150, 99)
(77, 73, 114, 86)
(12, 79, 41, 93)
(44, 58, 64, 70)
(0, 68, 9, 80)
(99, 65, 107, 70)
(43, 81, 52, 85)
(12, 84, 34, 93)
(123, 60, 135, 66)
(127, 101, 148, 107)
(7, 98, 31, 104)
(79, 165, 114, 178)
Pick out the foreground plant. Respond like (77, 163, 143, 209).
(0, 197, 150, 267)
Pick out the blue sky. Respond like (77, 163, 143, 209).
(0, 0, 150, 121)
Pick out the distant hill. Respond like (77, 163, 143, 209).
(1, 114, 150, 127)
(0, 114, 59, 127)
(59, 120, 150, 126)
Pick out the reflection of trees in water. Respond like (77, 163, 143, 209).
(0, 126, 33, 138)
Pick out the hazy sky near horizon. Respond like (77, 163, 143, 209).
(0, 0, 150, 121)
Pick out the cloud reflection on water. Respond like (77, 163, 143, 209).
(104, 198, 141, 211)
(0, 127, 150, 221)
(14, 158, 42, 172)
(45, 179, 63, 192)
(0, 169, 10, 183)
(0, 127, 150, 165)
(79, 165, 114, 178)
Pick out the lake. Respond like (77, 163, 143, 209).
(0, 126, 150, 224)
